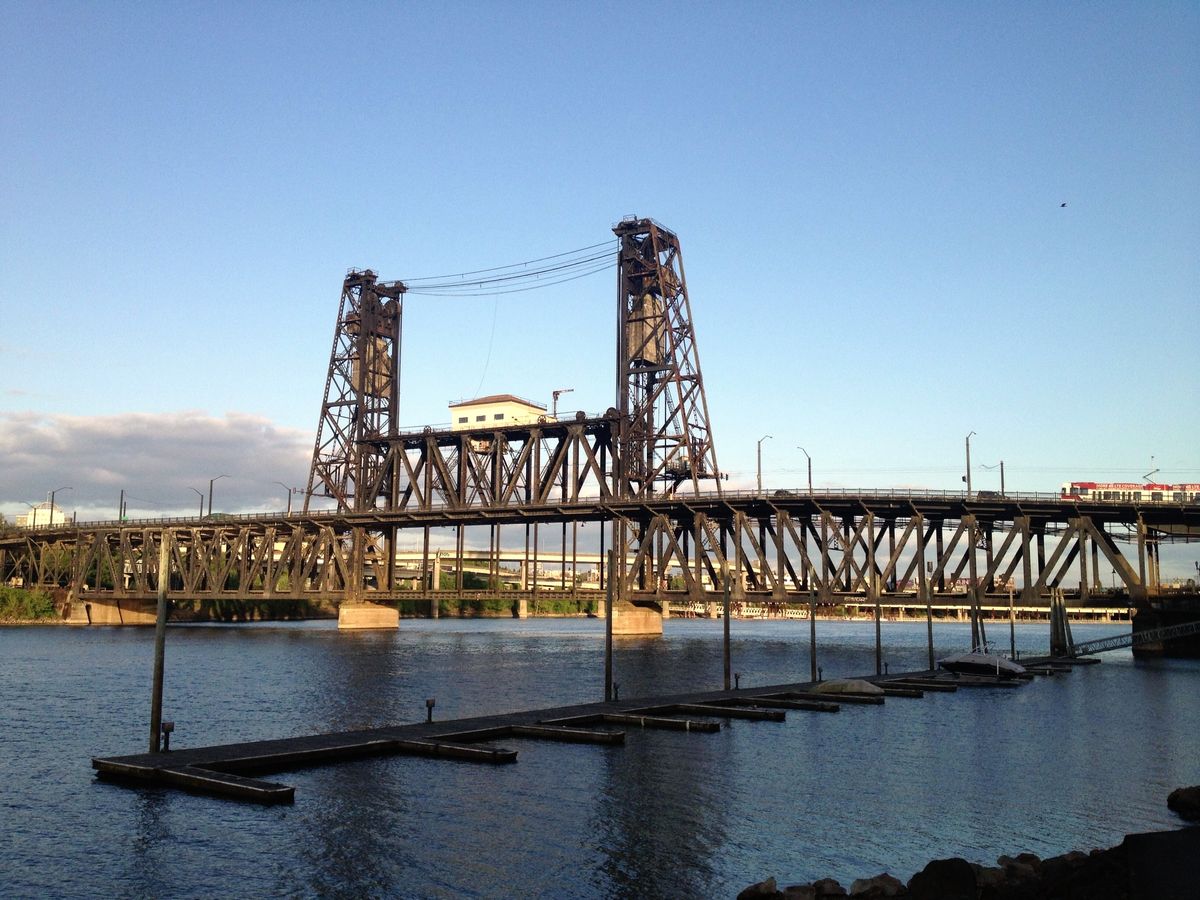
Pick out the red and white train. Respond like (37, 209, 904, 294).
(1060, 481, 1200, 503)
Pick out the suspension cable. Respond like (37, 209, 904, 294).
(403, 241, 614, 283)
(403, 243, 616, 296)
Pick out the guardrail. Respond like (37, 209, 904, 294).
(11, 487, 1198, 533)
(1070, 619, 1200, 656)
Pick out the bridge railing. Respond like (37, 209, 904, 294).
(15, 486, 1199, 533)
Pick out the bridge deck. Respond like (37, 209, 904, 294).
(93, 658, 1082, 804)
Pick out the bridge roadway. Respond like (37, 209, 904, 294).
(91, 656, 1089, 804)
(23, 487, 1200, 534)
(5, 488, 1197, 632)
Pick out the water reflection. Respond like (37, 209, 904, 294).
(602, 727, 733, 897)
(2, 619, 1197, 897)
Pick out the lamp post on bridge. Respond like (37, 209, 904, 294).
(797, 446, 812, 495)
(964, 432, 976, 497)
(757, 434, 772, 495)
(48, 485, 72, 527)
(189, 487, 204, 519)
(273, 481, 299, 515)
(207, 474, 227, 517)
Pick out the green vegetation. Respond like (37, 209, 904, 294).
(0, 586, 57, 621)
(528, 596, 592, 616)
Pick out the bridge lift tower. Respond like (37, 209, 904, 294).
(305, 270, 406, 512)
(301, 220, 725, 632)
(614, 217, 722, 499)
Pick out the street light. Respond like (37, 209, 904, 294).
(274, 481, 298, 515)
(207, 474, 228, 517)
(797, 446, 813, 495)
(189, 487, 204, 519)
(964, 432, 976, 496)
(757, 434, 772, 494)
(48, 485, 72, 527)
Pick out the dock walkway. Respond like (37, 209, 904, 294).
(93, 657, 1085, 804)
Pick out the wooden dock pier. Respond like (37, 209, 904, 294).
(92, 657, 1085, 804)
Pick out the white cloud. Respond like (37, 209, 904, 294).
(0, 410, 311, 521)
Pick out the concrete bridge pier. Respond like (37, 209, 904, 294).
(611, 598, 664, 635)
(337, 601, 399, 630)
(67, 596, 158, 625)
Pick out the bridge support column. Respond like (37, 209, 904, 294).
(431, 553, 442, 618)
(65, 598, 91, 625)
(74, 597, 159, 625)
(1078, 521, 1091, 605)
(610, 599, 663, 635)
(337, 601, 399, 630)
(515, 595, 529, 619)
(1018, 517, 1036, 606)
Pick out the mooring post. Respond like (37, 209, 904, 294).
(723, 569, 732, 691)
(604, 549, 614, 701)
(1009, 588, 1016, 659)
(916, 512, 933, 670)
(809, 588, 818, 683)
(869, 514, 882, 676)
(149, 532, 170, 753)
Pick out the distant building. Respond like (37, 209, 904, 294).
(16, 502, 69, 528)
(449, 394, 550, 431)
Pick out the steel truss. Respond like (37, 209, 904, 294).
(605, 497, 1187, 618)
(360, 416, 620, 512)
(4, 497, 1191, 615)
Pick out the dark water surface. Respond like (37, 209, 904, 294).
(2, 617, 1197, 898)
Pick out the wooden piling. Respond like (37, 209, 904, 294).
(149, 533, 170, 754)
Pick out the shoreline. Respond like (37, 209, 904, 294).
(0, 611, 1131, 626)
(0, 610, 1131, 626)
(739, 823, 1200, 899)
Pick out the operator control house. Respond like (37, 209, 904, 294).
(449, 394, 551, 432)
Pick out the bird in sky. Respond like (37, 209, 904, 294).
(1060, 202, 1067, 207)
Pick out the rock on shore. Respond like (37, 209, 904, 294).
(737, 826, 1200, 900)
(1166, 785, 1200, 821)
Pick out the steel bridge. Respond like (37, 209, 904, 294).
(3, 218, 1198, 636)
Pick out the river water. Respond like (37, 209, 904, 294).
(2, 617, 1197, 898)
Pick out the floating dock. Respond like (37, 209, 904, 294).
(93, 659, 1084, 804)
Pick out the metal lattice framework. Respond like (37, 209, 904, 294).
(362, 416, 620, 511)
(306, 270, 406, 511)
(2, 495, 1197, 627)
(614, 217, 720, 499)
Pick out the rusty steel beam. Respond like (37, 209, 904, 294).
(614, 217, 721, 499)
(2, 497, 1194, 617)
(306, 269, 406, 512)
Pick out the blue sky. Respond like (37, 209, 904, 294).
(2, 2, 1197, 533)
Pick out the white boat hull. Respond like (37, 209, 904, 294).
(937, 652, 1026, 679)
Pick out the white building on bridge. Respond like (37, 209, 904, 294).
(16, 502, 70, 528)
(449, 394, 550, 431)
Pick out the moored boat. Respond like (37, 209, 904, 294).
(937, 650, 1026, 679)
